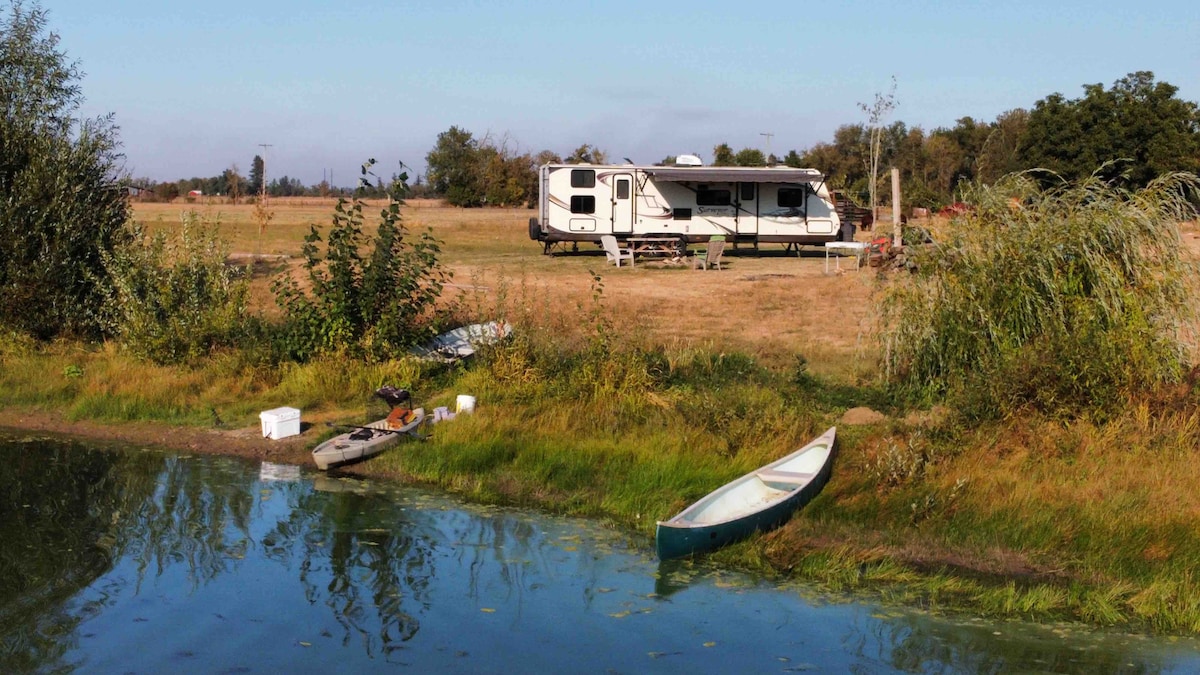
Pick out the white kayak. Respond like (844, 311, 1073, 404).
(312, 408, 425, 471)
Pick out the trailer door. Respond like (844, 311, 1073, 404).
(611, 173, 634, 234)
(736, 182, 758, 236)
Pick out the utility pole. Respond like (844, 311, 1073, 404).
(258, 143, 273, 199)
(759, 132, 774, 165)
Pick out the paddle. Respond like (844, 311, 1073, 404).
(326, 422, 419, 437)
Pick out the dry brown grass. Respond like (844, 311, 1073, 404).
(132, 199, 1200, 379)
(133, 198, 878, 379)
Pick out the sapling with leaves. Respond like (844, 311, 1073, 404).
(272, 159, 451, 362)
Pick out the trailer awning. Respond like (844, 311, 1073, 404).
(645, 167, 824, 184)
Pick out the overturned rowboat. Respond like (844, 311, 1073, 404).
(410, 321, 511, 362)
(656, 427, 837, 560)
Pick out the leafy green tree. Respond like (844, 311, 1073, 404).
(479, 144, 528, 206)
(1110, 72, 1200, 183)
(519, 150, 561, 206)
(565, 143, 607, 164)
(426, 128, 554, 207)
(426, 125, 482, 206)
(800, 124, 871, 199)
(711, 143, 735, 166)
(1019, 72, 1200, 185)
(734, 148, 766, 166)
(941, 116, 989, 184)
(921, 133, 963, 199)
(883, 122, 920, 184)
(268, 175, 305, 197)
(0, 1, 132, 339)
(533, 149, 561, 167)
(152, 181, 180, 202)
(272, 160, 449, 361)
(976, 109, 1029, 184)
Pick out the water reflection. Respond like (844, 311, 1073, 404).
(1, 431, 1198, 673)
(286, 476, 437, 658)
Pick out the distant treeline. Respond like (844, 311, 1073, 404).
(419, 71, 1198, 212)
(135, 71, 1199, 211)
(127, 154, 438, 203)
(792, 71, 1199, 211)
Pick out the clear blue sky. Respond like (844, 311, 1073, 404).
(44, 0, 1200, 187)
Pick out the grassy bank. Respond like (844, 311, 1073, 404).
(5, 308, 1200, 633)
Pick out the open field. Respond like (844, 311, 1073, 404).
(134, 197, 881, 377)
(135, 197, 1200, 375)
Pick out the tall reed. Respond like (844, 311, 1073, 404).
(874, 171, 1200, 418)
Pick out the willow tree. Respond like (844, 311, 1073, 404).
(0, 1, 131, 339)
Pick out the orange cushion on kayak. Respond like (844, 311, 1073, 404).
(386, 407, 413, 429)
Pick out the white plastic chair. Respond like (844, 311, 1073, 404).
(601, 235, 634, 267)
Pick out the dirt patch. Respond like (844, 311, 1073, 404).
(0, 408, 315, 466)
(738, 273, 797, 281)
(841, 406, 887, 425)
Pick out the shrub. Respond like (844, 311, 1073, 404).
(271, 160, 450, 362)
(100, 213, 250, 364)
(0, 2, 132, 339)
(875, 170, 1200, 419)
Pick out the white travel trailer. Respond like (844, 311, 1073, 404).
(529, 159, 852, 254)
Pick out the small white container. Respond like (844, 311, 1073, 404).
(260, 407, 301, 440)
(456, 395, 476, 414)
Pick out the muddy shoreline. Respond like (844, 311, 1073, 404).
(0, 408, 317, 466)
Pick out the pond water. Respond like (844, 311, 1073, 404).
(2, 430, 1198, 674)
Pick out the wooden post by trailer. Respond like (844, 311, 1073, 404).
(891, 167, 902, 249)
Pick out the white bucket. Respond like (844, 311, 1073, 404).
(456, 394, 476, 414)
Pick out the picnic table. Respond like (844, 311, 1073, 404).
(627, 236, 685, 258)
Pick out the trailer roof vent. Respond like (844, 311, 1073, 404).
(674, 154, 703, 167)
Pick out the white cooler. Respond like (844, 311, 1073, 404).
(260, 407, 301, 440)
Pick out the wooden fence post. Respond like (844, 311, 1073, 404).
(891, 167, 902, 249)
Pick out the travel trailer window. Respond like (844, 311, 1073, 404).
(616, 179, 630, 199)
(696, 187, 731, 206)
(570, 195, 596, 214)
(673, 208, 692, 220)
(740, 183, 755, 201)
(570, 170, 596, 188)
(778, 187, 808, 209)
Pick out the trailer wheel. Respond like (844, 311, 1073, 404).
(528, 217, 542, 241)
(675, 235, 688, 257)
